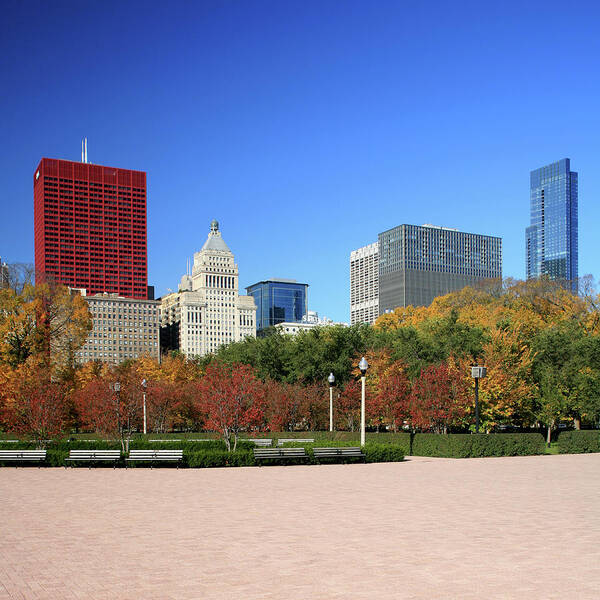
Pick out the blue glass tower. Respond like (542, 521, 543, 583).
(246, 279, 308, 332)
(526, 159, 578, 290)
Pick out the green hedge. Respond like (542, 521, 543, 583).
(0, 438, 403, 467)
(557, 430, 600, 454)
(411, 433, 546, 458)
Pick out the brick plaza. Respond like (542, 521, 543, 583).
(1, 454, 599, 599)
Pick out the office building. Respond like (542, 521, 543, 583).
(76, 291, 160, 364)
(350, 242, 379, 325)
(526, 158, 578, 290)
(246, 278, 308, 332)
(378, 224, 502, 312)
(160, 220, 256, 356)
(33, 157, 148, 299)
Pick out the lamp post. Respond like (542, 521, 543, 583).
(141, 379, 147, 435)
(470, 365, 487, 434)
(328, 373, 335, 432)
(358, 357, 369, 447)
(111, 381, 121, 438)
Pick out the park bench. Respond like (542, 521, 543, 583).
(126, 449, 183, 468)
(277, 438, 314, 446)
(253, 447, 308, 465)
(241, 438, 273, 447)
(313, 447, 366, 463)
(0, 450, 47, 466)
(65, 450, 121, 468)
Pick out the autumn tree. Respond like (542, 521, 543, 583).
(201, 363, 266, 451)
(373, 363, 411, 432)
(74, 371, 142, 452)
(3, 359, 68, 446)
(409, 362, 469, 433)
(0, 280, 91, 376)
(336, 379, 361, 431)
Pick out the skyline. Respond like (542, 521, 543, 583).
(2, 1, 600, 322)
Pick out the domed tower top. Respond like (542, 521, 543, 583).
(210, 219, 219, 233)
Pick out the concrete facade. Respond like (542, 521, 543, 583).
(76, 292, 160, 364)
(160, 220, 256, 357)
(349, 242, 379, 325)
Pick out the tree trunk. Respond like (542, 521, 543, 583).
(546, 424, 552, 447)
(574, 417, 581, 430)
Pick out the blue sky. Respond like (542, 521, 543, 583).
(1, 0, 599, 322)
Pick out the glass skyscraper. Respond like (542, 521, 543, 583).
(246, 279, 308, 332)
(526, 159, 578, 290)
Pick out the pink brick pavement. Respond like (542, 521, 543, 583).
(0, 454, 599, 599)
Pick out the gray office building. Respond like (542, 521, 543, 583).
(378, 224, 502, 312)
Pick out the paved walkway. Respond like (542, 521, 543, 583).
(1, 454, 599, 599)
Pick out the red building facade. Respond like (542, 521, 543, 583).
(34, 158, 148, 299)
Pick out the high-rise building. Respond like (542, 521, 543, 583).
(33, 157, 148, 299)
(378, 224, 502, 312)
(349, 242, 379, 325)
(245, 278, 308, 332)
(526, 159, 578, 290)
(160, 220, 256, 356)
(75, 291, 160, 364)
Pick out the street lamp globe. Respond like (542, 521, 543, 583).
(328, 372, 335, 387)
(358, 357, 369, 375)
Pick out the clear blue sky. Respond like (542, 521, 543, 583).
(2, 0, 599, 322)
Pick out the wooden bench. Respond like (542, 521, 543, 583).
(0, 450, 47, 466)
(126, 449, 183, 468)
(313, 447, 366, 463)
(65, 450, 121, 468)
(277, 438, 314, 446)
(241, 438, 273, 447)
(253, 447, 308, 464)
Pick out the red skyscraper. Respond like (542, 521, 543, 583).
(34, 158, 148, 299)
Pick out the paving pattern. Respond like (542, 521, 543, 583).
(1, 454, 599, 599)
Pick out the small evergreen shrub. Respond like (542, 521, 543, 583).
(411, 433, 546, 458)
(557, 430, 600, 454)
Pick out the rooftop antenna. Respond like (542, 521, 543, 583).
(85, 137, 88, 163)
(81, 139, 84, 163)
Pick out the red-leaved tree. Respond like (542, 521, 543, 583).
(201, 363, 266, 451)
(336, 379, 361, 431)
(74, 373, 142, 452)
(409, 362, 469, 433)
(373, 367, 411, 432)
(4, 361, 68, 447)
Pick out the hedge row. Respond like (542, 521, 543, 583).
(410, 433, 546, 458)
(0, 439, 403, 467)
(557, 430, 600, 454)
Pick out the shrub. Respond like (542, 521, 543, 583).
(411, 433, 546, 458)
(557, 430, 600, 454)
(363, 443, 404, 463)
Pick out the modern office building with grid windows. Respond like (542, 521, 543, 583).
(33, 157, 148, 299)
(526, 158, 578, 291)
(378, 224, 502, 312)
